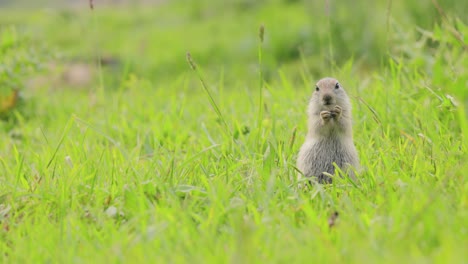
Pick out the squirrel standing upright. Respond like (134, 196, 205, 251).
(296, 77, 359, 183)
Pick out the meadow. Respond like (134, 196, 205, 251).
(0, 0, 467, 263)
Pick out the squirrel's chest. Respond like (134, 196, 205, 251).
(321, 120, 347, 135)
(308, 138, 352, 165)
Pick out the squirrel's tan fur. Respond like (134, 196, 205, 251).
(296, 77, 359, 183)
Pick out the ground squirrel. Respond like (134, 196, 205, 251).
(296, 77, 359, 183)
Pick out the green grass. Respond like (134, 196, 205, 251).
(0, 0, 467, 263)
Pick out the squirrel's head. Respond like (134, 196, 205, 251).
(309, 77, 351, 114)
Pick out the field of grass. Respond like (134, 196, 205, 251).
(0, 0, 467, 263)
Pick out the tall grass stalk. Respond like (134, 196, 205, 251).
(186, 52, 231, 137)
(256, 24, 265, 147)
(89, 0, 106, 99)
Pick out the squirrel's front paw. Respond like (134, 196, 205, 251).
(320, 111, 332, 123)
(331, 105, 342, 119)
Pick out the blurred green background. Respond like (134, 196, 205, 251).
(1, 0, 467, 93)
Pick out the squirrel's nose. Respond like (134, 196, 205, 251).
(322, 94, 333, 104)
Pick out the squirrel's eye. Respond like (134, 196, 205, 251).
(315, 86, 320, 91)
(335, 83, 340, 89)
